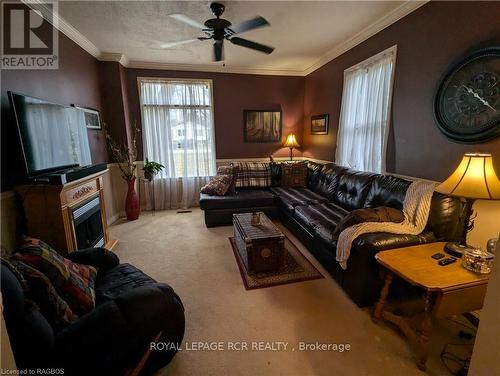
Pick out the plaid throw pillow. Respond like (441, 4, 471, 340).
(233, 162, 271, 188)
(14, 237, 98, 316)
(200, 174, 232, 196)
(281, 162, 307, 187)
(12, 260, 78, 330)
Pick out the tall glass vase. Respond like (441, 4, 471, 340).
(125, 177, 140, 220)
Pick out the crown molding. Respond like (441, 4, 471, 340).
(22, 0, 101, 58)
(100, 53, 129, 67)
(302, 0, 429, 75)
(125, 60, 305, 76)
(23, 0, 428, 77)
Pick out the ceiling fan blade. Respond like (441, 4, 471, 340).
(168, 13, 206, 29)
(213, 40, 223, 62)
(229, 16, 270, 34)
(160, 39, 198, 49)
(228, 37, 274, 54)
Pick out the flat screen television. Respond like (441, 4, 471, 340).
(8, 91, 92, 177)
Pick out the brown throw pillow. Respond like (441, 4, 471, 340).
(333, 206, 405, 237)
(218, 165, 239, 194)
(200, 174, 232, 196)
(281, 162, 307, 188)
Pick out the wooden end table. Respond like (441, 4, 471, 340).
(372, 242, 489, 371)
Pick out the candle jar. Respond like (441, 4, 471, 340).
(251, 212, 260, 226)
(461, 247, 494, 274)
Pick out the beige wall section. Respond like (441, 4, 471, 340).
(468, 201, 500, 251)
(469, 238, 500, 376)
(102, 165, 128, 224)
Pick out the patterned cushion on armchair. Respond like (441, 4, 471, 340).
(14, 237, 97, 316)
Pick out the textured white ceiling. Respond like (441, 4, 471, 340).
(58, 1, 411, 73)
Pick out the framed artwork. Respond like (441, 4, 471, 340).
(243, 110, 282, 142)
(311, 114, 329, 135)
(72, 105, 102, 130)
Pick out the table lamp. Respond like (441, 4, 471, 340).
(284, 133, 300, 161)
(436, 153, 500, 256)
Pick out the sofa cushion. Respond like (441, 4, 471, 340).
(281, 162, 307, 187)
(200, 189, 276, 210)
(425, 192, 464, 241)
(333, 170, 377, 211)
(294, 203, 348, 244)
(270, 162, 282, 187)
(364, 175, 411, 211)
(306, 161, 325, 189)
(271, 187, 328, 211)
(309, 163, 347, 199)
(95, 263, 156, 305)
(0, 264, 55, 370)
(14, 238, 97, 316)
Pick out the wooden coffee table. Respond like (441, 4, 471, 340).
(372, 242, 489, 371)
(233, 212, 285, 275)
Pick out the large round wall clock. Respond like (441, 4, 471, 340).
(434, 46, 500, 143)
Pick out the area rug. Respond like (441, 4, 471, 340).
(229, 236, 323, 290)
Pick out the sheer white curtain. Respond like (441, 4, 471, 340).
(139, 78, 216, 209)
(336, 46, 397, 173)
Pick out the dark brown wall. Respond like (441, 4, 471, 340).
(303, 1, 500, 181)
(1, 32, 107, 190)
(125, 69, 305, 160)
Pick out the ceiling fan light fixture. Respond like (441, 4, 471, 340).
(163, 2, 274, 62)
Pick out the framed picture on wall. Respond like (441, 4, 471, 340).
(311, 114, 329, 135)
(243, 110, 282, 142)
(72, 105, 102, 130)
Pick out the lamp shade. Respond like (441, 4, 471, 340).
(284, 133, 300, 148)
(436, 153, 500, 200)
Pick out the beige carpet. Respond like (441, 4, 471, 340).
(110, 209, 472, 376)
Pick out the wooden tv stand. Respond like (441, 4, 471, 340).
(15, 169, 118, 255)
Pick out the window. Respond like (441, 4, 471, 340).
(139, 78, 216, 178)
(336, 46, 397, 173)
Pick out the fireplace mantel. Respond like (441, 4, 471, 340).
(15, 170, 118, 254)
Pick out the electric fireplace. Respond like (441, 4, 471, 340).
(72, 196, 105, 249)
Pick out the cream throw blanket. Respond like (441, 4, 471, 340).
(336, 180, 437, 269)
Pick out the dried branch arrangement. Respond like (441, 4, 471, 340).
(104, 122, 140, 181)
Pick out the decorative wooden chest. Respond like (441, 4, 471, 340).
(233, 212, 285, 274)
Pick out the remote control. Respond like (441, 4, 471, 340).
(431, 253, 445, 260)
(438, 257, 457, 266)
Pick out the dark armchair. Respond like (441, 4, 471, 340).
(1, 248, 185, 376)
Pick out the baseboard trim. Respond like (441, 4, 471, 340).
(107, 213, 121, 225)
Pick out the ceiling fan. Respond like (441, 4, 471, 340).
(164, 2, 274, 62)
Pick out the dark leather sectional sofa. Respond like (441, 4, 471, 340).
(200, 161, 465, 307)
